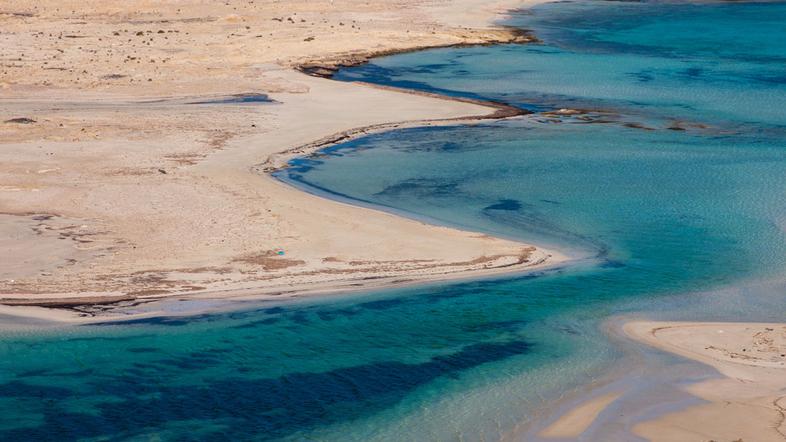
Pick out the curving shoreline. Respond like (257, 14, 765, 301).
(294, 26, 538, 79)
(257, 82, 530, 174)
(0, 0, 558, 321)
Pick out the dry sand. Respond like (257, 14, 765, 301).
(1, 0, 559, 320)
(626, 321, 786, 442)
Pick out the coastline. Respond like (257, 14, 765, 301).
(513, 319, 786, 441)
(0, 255, 568, 326)
(2, 1, 785, 441)
(0, 0, 556, 321)
(625, 321, 786, 441)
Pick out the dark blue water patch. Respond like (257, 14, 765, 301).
(0, 340, 533, 441)
(156, 354, 224, 370)
(187, 93, 275, 105)
(190, 347, 234, 356)
(744, 71, 786, 86)
(682, 66, 704, 79)
(57, 369, 97, 379)
(375, 178, 465, 198)
(352, 297, 406, 311)
(229, 316, 281, 329)
(121, 367, 151, 378)
(600, 260, 626, 269)
(315, 309, 358, 321)
(462, 319, 528, 333)
(334, 62, 542, 113)
(484, 199, 523, 211)
(0, 381, 74, 399)
(630, 69, 656, 83)
(126, 347, 160, 353)
(628, 66, 780, 89)
(93, 315, 196, 327)
(15, 368, 55, 378)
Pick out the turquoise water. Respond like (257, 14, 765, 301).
(3, 1, 786, 440)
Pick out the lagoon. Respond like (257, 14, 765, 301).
(3, 1, 786, 440)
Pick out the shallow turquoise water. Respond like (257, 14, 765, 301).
(3, 1, 786, 441)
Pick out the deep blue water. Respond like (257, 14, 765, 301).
(3, 1, 786, 441)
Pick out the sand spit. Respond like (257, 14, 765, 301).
(626, 321, 786, 442)
(0, 0, 557, 319)
(538, 392, 623, 439)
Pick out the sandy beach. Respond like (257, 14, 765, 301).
(0, 0, 560, 320)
